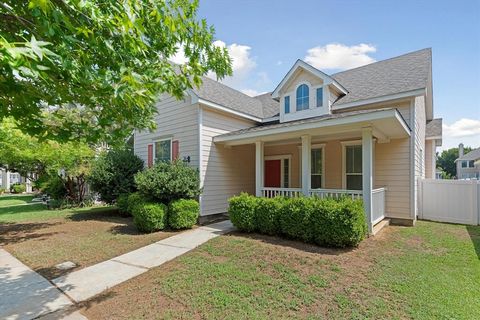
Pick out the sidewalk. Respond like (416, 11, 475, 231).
(1, 220, 234, 319)
(52, 220, 234, 302)
(0, 249, 72, 320)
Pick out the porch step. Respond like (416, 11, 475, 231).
(372, 219, 390, 236)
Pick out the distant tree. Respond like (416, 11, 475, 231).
(437, 146, 472, 178)
(0, 117, 94, 203)
(0, 0, 232, 144)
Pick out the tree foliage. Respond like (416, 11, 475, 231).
(0, 0, 231, 143)
(89, 148, 144, 204)
(437, 146, 472, 178)
(0, 117, 94, 203)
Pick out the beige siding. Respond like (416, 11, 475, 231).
(425, 139, 435, 179)
(281, 69, 324, 95)
(134, 95, 199, 169)
(413, 96, 426, 218)
(201, 108, 256, 216)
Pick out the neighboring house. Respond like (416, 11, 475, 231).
(134, 48, 442, 233)
(456, 144, 480, 179)
(0, 169, 31, 192)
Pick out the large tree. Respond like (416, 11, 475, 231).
(437, 146, 472, 178)
(0, 0, 231, 143)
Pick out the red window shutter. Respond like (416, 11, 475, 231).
(172, 140, 179, 160)
(147, 144, 153, 167)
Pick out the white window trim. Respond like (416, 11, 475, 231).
(265, 154, 292, 188)
(295, 81, 312, 112)
(153, 137, 172, 163)
(298, 143, 325, 188)
(342, 140, 362, 190)
(314, 85, 324, 108)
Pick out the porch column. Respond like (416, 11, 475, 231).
(255, 141, 264, 197)
(301, 135, 311, 196)
(362, 127, 373, 234)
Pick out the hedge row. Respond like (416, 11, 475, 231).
(228, 193, 367, 248)
(117, 193, 199, 233)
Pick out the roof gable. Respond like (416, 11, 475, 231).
(271, 60, 347, 99)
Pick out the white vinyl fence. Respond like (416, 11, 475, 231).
(419, 179, 480, 225)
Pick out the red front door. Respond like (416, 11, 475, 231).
(264, 160, 281, 187)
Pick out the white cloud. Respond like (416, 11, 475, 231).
(304, 43, 376, 71)
(170, 44, 188, 65)
(440, 118, 480, 150)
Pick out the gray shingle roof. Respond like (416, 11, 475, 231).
(215, 108, 398, 138)
(457, 148, 480, 161)
(331, 48, 431, 106)
(426, 118, 442, 138)
(192, 77, 266, 118)
(193, 48, 432, 120)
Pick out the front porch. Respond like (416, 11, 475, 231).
(214, 108, 412, 234)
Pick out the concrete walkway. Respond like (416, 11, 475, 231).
(52, 220, 234, 302)
(0, 249, 72, 320)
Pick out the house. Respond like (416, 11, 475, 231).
(0, 169, 31, 192)
(134, 48, 442, 233)
(456, 144, 480, 179)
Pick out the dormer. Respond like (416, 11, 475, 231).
(272, 60, 347, 123)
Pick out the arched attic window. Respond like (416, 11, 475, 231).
(296, 84, 309, 111)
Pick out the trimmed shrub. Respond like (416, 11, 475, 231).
(89, 149, 144, 204)
(255, 197, 284, 235)
(228, 192, 257, 232)
(127, 192, 145, 214)
(132, 202, 168, 233)
(279, 197, 315, 242)
(10, 183, 26, 193)
(116, 193, 131, 216)
(168, 199, 199, 229)
(135, 160, 201, 203)
(311, 197, 367, 247)
(227, 194, 367, 247)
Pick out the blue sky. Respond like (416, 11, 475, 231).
(193, 0, 480, 150)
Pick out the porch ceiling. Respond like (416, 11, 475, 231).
(214, 108, 411, 146)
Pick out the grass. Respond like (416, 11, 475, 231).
(79, 221, 480, 320)
(0, 194, 35, 208)
(0, 196, 181, 279)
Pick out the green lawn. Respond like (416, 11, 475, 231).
(80, 221, 480, 320)
(0, 194, 35, 208)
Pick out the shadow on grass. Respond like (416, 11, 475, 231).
(466, 225, 480, 259)
(0, 203, 47, 216)
(0, 221, 62, 246)
(227, 231, 356, 256)
(67, 207, 126, 223)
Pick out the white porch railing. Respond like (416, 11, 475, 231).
(309, 188, 363, 200)
(261, 187, 303, 198)
(371, 187, 386, 225)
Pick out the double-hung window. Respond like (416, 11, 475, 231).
(296, 84, 309, 111)
(154, 138, 172, 163)
(345, 145, 362, 190)
(311, 148, 323, 189)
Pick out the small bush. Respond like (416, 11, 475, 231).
(255, 197, 284, 235)
(116, 193, 131, 216)
(0, 187, 6, 194)
(228, 192, 257, 232)
(89, 149, 144, 204)
(42, 175, 67, 200)
(311, 197, 367, 247)
(10, 183, 26, 194)
(227, 194, 367, 247)
(279, 197, 315, 242)
(168, 199, 199, 229)
(132, 202, 168, 233)
(127, 192, 145, 214)
(134, 160, 201, 203)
